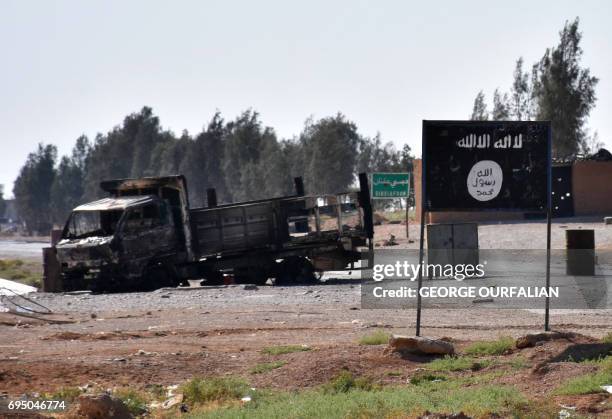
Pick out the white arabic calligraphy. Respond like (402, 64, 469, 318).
(372, 178, 410, 187)
(467, 160, 503, 201)
(457, 133, 523, 149)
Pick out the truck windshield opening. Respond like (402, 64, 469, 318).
(65, 210, 124, 239)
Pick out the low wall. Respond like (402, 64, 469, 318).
(572, 161, 612, 216)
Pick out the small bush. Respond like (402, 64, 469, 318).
(507, 356, 529, 370)
(250, 361, 286, 374)
(358, 330, 389, 346)
(261, 345, 310, 355)
(322, 371, 375, 394)
(554, 370, 612, 395)
(113, 388, 149, 416)
(409, 372, 447, 385)
(602, 332, 612, 344)
(426, 356, 487, 372)
(464, 336, 514, 356)
(44, 386, 82, 402)
(181, 377, 250, 405)
(555, 355, 612, 395)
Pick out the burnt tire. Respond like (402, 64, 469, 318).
(234, 267, 270, 285)
(275, 257, 318, 285)
(142, 265, 175, 291)
(200, 270, 224, 286)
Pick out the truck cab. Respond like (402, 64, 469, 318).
(56, 194, 183, 291)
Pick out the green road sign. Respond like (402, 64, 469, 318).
(371, 172, 410, 199)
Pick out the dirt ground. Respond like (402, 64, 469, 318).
(0, 219, 611, 416)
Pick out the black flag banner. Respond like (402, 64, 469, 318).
(423, 120, 551, 212)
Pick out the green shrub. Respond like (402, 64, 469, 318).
(555, 355, 612, 395)
(409, 372, 447, 385)
(250, 361, 286, 374)
(464, 336, 514, 356)
(322, 371, 375, 394)
(506, 356, 529, 370)
(44, 386, 82, 402)
(358, 330, 389, 345)
(181, 377, 250, 405)
(113, 388, 149, 416)
(426, 356, 488, 372)
(554, 370, 612, 395)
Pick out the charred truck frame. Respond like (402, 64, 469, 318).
(53, 174, 374, 291)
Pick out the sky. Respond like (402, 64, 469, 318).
(1, 0, 611, 198)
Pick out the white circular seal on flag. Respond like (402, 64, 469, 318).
(466, 160, 503, 201)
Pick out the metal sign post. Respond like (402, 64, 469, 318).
(418, 120, 552, 336)
(544, 125, 553, 331)
(406, 199, 410, 239)
(416, 190, 426, 336)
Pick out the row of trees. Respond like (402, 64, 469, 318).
(13, 109, 412, 234)
(470, 18, 601, 159)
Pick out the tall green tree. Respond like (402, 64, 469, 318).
(128, 107, 165, 177)
(13, 143, 57, 234)
(357, 134, 403, 174)
(83, 107, 170, 200)
(399, 144, 414, 172)
(257, 138, 298, 198)
(223, 110, 276, 201)
(581, 130, 604, 156)
(83, 130, 134, 200)
(50, 136, 91, 224)
(510, 58, 532, 120)
(532, 18, 598, 158)
(180, 112, 227, 206)
(152, 130, 191, 176)
(491, 88, 510, 120)
(301, 113, 360, 194)
(470, 91, 489, 120)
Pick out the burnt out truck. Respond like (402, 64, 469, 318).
(52, 174, 373, 292)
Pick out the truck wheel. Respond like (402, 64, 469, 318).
(200, 270, 224, 286)
(234, 268, 269, 285)
(142, 265, 174, 291)
(275, 257, 317, 285)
